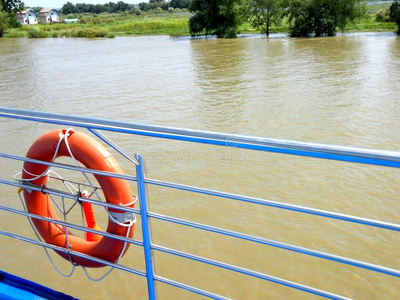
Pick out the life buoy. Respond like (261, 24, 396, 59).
(22, 129, 135, 268)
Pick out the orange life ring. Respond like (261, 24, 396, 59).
(22, 129, 135, 268)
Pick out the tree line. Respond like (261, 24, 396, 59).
(62, 1, 135, 14)
(138, 0, 190, 11)
(189, 0, 400, 38)
(61, 0, 190, 14)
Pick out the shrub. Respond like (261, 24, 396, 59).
(27, 26, 49, 38)
(375, 8, 390, 22)
(0, 9, 9, 37)
(79, 16, 115, 24)
(4, 28, 24, 37)
(79, 17, 88, 24)
(390, 0, 400, 33)
(129, 8, 142, 15)
(74, 27, 108, 38)
(109, 19, 188, 34)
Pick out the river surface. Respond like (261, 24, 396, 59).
(0, 33, 399, 299)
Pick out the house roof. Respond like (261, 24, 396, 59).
(16, 9, 38, 17)
(39, 8, 59, 16)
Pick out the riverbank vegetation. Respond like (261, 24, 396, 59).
(0, 0, 399, 38)
(0, 9, 9, 37)
(390, 0, 400, 33)
(188, 0, 398, 37)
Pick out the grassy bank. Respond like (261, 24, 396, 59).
(4, 12, 191, 38)
(2, 10, 398, 38)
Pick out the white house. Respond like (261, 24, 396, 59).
(39, 8, 60, 24)
(15, 9, 38, 26)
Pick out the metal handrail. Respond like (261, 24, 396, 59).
(0, 205, 143, 247)
(0, 179, 139, 215)
(149, 212, 400, 277)
(1, 108, 400, 167)
(0, 152, 138, 182)
(2, 175, 399, 278)
(0, 231, 228, 300)
(0, 108, 398, 300)
(145, 178, 400, 231)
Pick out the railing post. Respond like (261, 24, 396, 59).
(135, 154, 156, 300)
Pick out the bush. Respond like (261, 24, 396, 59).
(4, 28, 24, 37)
(79, 16, 115, 24)
(129, 8, 142, 15)
(110, 19, 188, 34)
(79, 16, 88, 24)
(0, 9, 9, 37)
(7, 13, 21, 28)
(27, 26, 49, 38)
(62, 27, 108, 38)
(375, 8, 390, 22)
(390, 0, 400, 33)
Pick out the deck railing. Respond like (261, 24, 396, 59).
(0, 107, 399, 300)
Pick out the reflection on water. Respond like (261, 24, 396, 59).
(191, 39, 248, 130)
(0, 33, 400, 299)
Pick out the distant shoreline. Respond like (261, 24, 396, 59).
(2, 12, 398, 39)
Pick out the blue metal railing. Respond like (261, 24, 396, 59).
(0, 108, 399, 300)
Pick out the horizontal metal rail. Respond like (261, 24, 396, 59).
(0, 205, 143, 246)
(153, 275, 229, 300)
(0, 231, 145, 277)
(0, 152, 137, 182)
(145, 178, 400, 232)
(1, 108, 400, 168)
(149, 212, 400, 277)
(4, 155, 399, 233)
(0, 179, 140, 215)
(0, 231, 227, 300)
(3, 177, 398, 278)
(152, 245, 349, 300)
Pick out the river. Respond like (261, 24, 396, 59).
(0, 33, 399, 299)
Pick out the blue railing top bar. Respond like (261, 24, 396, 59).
(1, 107, 400, 168)
(0, 107, 399, 300)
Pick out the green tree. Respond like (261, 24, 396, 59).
(138, 2, 146, 10)
(170, 0, 191, 9)
(93, 4, 105, 14)
(390, 0, 400, 33)
(61, 2, 77, 14)
(30, 6, 42, 13)
(1, 0, 23, 28)
(0, 8, 9, 37)
(284, 0, 365, 37)
(375, 8, 390, 22)
(189, 0, 243, 38)
(247, 0, 283, 37)
(0, 0, 24, 13)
